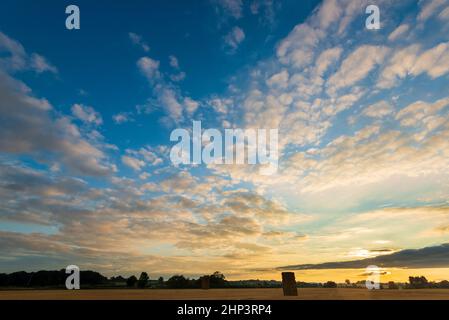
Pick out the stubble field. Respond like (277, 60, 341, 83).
(1, 288, 449, 300)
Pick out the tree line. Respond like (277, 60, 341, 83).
(0, 270, 106, 287)
(0, 270, 227, 289)
(2, 270, 449, 289)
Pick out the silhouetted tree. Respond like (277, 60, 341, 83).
(408, 276, 429, 289)
(158, 276, 164, 286)
(137, 272, 149, 288)
(209, 271, 227, 288)
(388, 281, 398, 289)
(323, 281, 337, 288)
(110, 276, 126, 282)
(126, 275, 137, 287)
(80, 271, 107, 286)
(167, 275, 189, 288)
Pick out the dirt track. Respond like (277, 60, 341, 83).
(1, 288, 449, 300)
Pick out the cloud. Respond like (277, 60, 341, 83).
(439, 6, 449, 20)
(224, 26, 245, 52)
(418, 0, 447, 22)
(71, 104, 103, 125)
(112, 112, 133, 124)
(362, 100, 394, 118)
(377, 45, 420, 88)
(137, 55, 193, 123)
(0, 31, 57, 74)
(378, 42, 449, 88)
(0, 71, 113, 176)
(316, 0, 342, 30)
(121, 155, 146, 171)
(129, 32, 150, 52)
(327, 45, 389, 94)
(388, 24, 410, 42)
(277, 23, 323, 69)
(314, 47, 343, 77)
(250, 0, 277, 25)
(158, 87, 183, 123)
(184, 97, 199, 115)
(169, 55, 179, 69)
(30, 54, 58, 74)
(215, 0, 243, 19)
(0, 31, 26, 71)
(411, 42, 449, 78)
(126, 147, 164, 167)
(170, 72, 186, 82)
(279, 243, 449, 269)
(137, 56, 160, 82)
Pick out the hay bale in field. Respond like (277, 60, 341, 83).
(282, 272, 298, 296)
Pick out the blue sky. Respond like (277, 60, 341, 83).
(1, 0, 449, 281)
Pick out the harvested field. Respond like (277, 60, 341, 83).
(1, 288, 449, 300)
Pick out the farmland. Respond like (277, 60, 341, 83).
(1, 288, 449, 300)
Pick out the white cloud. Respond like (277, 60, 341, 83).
(379, 42, 449, 88)
(0, 31, 26, 71)
(216, 0, 243, 19)
(121, 155, 145, 171)
(439, 6, 449, 20)
(158, 87, 183, 123)
(411, 42, 449, 79)
(266, 69, 289, 88)
(137, 56, 160, 82)
(112, 112, 133, 124)
(170, 72, 186, 82)
(377, 45, 420, 88)
(276, 24, 323, 69)
(314, 47, 343, 76)
(224, 26, 245, 52)
(129, 32, 150, 52)
(30, 53, 58, 74)
(362, 100, 394, 118)
(388, 24, 409, 42)
(395, 97, 449, 128)
(317, 0, 342, 30)
(0, 31, 57, 74)
(0, 72, 112, 176)
(169, 55, 179, 68)
(208, 97, 233, 114)
(327, 45, 389, 93)
(71, 104, 103, 125)
(184, 97, 199, 115)
(418, 0, 447, 22)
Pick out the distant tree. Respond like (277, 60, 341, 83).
(210, 271, 227, 288)
(166, 275, 189, 289)
(110, 276, 126, 282)
(408, 276, 429, 289)
(388, 281, 398, 289)
(137, 272, 149, 288)
(323, 281, 337, 288)
(158, 276, 164, 286)
(345, 279, 350, 285)
(80, 271, 107, 286)
(126, 275, 137, 287)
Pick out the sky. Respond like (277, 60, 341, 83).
(0, 0, 449, 282)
